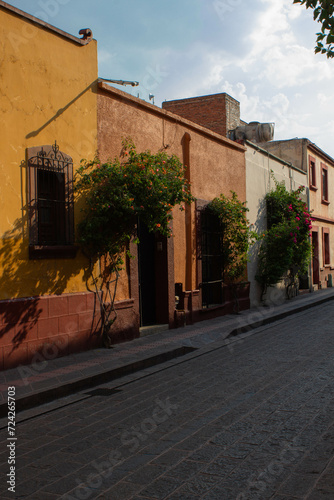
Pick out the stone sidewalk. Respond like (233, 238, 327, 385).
(1, 288, 334, 417)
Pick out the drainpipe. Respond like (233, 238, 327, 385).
(307, 185, 313, 293)
(182, 133, 192, 292)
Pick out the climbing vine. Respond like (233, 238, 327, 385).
(208, 191, 253, 284)
(75, 139, 194, 344)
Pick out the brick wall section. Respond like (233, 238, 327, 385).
(162, 93, 241, 137)
(225, 94, 242, 134)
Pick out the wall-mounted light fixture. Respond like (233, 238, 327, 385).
(99, 78, 139, 87)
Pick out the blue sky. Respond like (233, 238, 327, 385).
(6, 0, 334, 157)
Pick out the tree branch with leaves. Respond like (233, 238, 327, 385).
(293, 0, 334, 58)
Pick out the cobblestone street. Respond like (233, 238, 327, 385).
(2, 301, 334, 499)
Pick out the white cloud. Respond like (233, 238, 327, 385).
(203, 62, 225, 88)
(247, 0, 295, 58)
(317, 93, 329, 106)
(237, 0, 334, 90)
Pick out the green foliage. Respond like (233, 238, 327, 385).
(293, 0, 334, 57)
(256, 181, 312, 294)
(75, 139, 194, 271)
(208, 191, 254, 283)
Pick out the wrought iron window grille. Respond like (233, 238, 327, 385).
(200, 206, 224, 309)
(27, 142, 76, 259)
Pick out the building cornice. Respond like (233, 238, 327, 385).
(312, 214, 334, 224)
(0, 0, 93, 45)
(245, 140, 307, 175)
(307, 141, 334, 167)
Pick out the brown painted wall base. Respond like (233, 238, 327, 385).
(319, 269, 334, 290)
(107, 299, 140, 344)
(0, 293, 142, 371)
(0, 292, 103, 370)
(196, 296, 250, 323)
(0, 294, 142, 371)
(175, 283, 250, 326)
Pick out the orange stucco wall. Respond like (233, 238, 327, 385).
(97, 83, 246, 302)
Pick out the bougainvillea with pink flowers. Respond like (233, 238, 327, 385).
(256, 180, 313, 298)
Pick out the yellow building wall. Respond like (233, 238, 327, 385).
(0, 7, 98, 300)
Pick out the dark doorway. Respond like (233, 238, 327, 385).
(312, 231, 320, 285)
(138, 220, 157, 326)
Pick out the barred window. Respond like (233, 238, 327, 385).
(27, 142, 77, 259)
(200, 206, 224, 309)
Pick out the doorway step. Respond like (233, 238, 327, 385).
(140, 324, 169, 337)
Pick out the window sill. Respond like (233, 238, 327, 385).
(310, 185, 318, 191)
(321, 199, 330, 206)
(29, 245, 78, 260)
